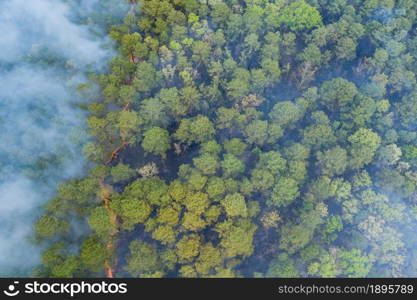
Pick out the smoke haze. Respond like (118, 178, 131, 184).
(0, 0, 119, 275)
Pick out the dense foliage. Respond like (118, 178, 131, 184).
(34, 0, 417, 277)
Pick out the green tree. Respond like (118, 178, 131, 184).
(193, 154, 220, 175)
(279, 223, 314, 254)
(268, 178, 300, 207)
(375, 144, 402, 166)
(206, 177, 226, 199)
(348, 128, 381, 169)
(277, 0, 323, 31)
(156, 205, 180, 226)
(182, 212, 207, 231)
(244, 120, 268, 145)
(221, 154, 245, 177)
(316, 146, 348, 176)
(114, 192, 153, 230)
(88, 207, 115, 237)
(175, 115, 215, 145)
(319, 78, 357, 112)
(227, 68, 250, 100)
(266, 253, 299, 277)
(133, 61, 160, 93)
(142, 126, 170, 158)
(80, 235, 108, 273)
(35, 216, 69, 239)
(269, 101, 303, 128)
(251, 169, 275, 191)
(222, 193, 248, 217)
(111, 163, 136, 182)
(176, 234, 201, 263)
(195, 243, 223, 275)
(139, 98, 170, 128)
(257, 151, 287, 175)
(223, 138, 247, 156)
(124, 241, 161, 277)
(116, 110, 141, 143)
(183, 192, 209, 215)
(302, 111, 336, 148)
(216, 220, 256, 258)
(152, 225, 176, 245)
(338, 249, 373, 277)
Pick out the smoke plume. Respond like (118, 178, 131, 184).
(0, 0, 122, 275)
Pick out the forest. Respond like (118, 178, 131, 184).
(17, 0, 417, 277)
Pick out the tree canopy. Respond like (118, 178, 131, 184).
(33, 0, 417, 279)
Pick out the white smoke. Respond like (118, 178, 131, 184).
(0, 0, 123, 275)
